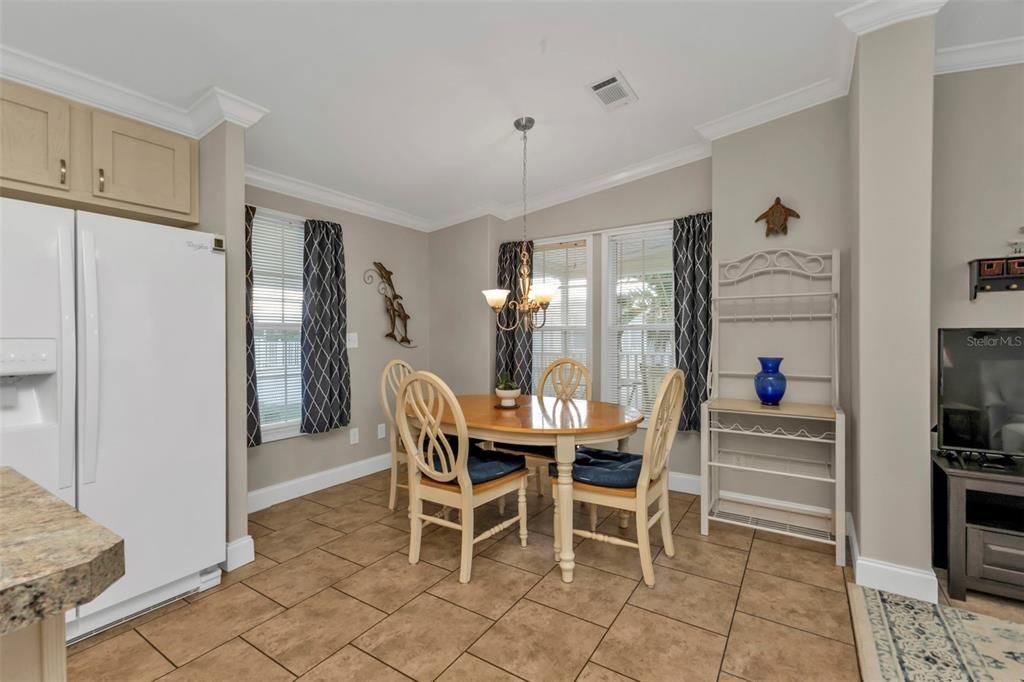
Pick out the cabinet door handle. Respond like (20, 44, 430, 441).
(98, 168, 105, 192)
(60, 159, 67, 185)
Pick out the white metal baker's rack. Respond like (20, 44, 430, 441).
(699, 249, 846, 565)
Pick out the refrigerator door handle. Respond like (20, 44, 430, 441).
(58, 226, 76, 490)
(81, 230, 101, 484)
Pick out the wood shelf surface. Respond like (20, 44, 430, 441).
(706, 398, 836, 421)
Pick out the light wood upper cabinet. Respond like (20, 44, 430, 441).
(92, 111, 193, 214)
(0, 80, 198, 226)
(0, 81, 71, 191)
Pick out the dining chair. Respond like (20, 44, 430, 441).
(550, 368, 684, 587)
(396, 370, 530, 583)
(492, 357, 592, 497)
(380, 359, 414, 511)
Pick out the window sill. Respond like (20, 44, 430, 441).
(260, 420, 302, 443)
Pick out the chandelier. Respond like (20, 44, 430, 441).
(482, 116, 555, 332)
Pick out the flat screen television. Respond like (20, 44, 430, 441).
(938, 328, 1024, 456)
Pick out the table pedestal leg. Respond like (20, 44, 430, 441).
(556, 434, 576, 583)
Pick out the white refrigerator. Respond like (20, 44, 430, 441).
(0, 197, 226, 640)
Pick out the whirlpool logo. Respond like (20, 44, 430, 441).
(967, 335, 1023, 348)
(185, 240, 210, 252)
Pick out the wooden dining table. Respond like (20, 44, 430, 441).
(440, 395, 643, 583)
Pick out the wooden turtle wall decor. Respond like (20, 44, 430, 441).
(756, 197, 800, 237)
(363, 262, 416, 348)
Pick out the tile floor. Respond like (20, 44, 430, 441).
(66, 469, 1024, 681)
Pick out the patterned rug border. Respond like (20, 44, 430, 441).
(848, 581, 1024, 682)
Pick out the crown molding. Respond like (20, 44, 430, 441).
(245, 165, 434, 232)
(189, 87, 269, 138)
(696, 78, 847, 142)
(935, 36, 1024, 75)
(836, 0, 947, 36)
(0, 45, 267, 138)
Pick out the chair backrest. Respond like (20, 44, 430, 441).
(638, 369, 685, 487)
(395, 371, 470, 487)
(538, 357, 592, 400)
(380, 359, 414, 431)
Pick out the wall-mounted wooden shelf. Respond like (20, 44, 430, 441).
(969, 257, 1024, 300)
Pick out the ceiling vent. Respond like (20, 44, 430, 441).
(589, 71, 638, 110)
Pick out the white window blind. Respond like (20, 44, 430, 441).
(604, 227, 675, 418)
(251, 208, 305, 434)
(532, 240, 589, 397)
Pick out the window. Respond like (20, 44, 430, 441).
(251, 208, 304, 440)
(604, 226, 675, 418)
(531, 239, 589, 397)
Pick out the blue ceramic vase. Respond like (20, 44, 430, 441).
(754, 357, 787, 406)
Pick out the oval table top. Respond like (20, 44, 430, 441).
(445, 395, 643, 435)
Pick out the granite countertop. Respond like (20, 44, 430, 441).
(0, 467, 124, 635)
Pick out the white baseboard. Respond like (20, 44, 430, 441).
(248, 452, 391, 512)
(668, 471, 701, 494)
(846, 511, 938, 603)
(223, 535, 255, 571)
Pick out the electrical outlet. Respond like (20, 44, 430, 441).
(347, 332, 358, 349)
(377, 423, 386, 439)
(349, 427, 359, 445)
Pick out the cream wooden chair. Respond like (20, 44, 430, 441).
(396, 370, 530, 583)
(493, 357, 592, 496)
(551, 368, 684, 587)
(380, 359, 414, 511)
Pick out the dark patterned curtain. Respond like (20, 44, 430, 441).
(495, 240, 533, 394)
(245, 205, 262, 447)
(300, 219, 351, 433)
(673, 212, 712, 431)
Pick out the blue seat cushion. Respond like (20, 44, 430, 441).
(428, 443, 525, 485)
(466, 447, 527, 484)
(547, 446, 642, 489)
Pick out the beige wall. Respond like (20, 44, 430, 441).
(197, 122, 248, 544)
(429, 215, 496, 395)
(852, 17, 935, 573)
(931, 64, 1024, 417)
(245, 187, 431, 491)
(847, 57, 862, 531)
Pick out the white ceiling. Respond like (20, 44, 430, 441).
(1, 1, 1021, 230)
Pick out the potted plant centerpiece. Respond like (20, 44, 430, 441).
(495, 371, 521, 408)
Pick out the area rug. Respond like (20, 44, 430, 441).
(849, 582, 1024, 681)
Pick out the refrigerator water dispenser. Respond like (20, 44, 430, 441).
(0, 338, 58, 426)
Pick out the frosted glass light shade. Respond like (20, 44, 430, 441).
(529, 282, 557, 305)
(482, 289, 510, 308)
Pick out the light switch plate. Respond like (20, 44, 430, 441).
(377, 423, 386, 439)
(347, 332, 358, 349)
(350, 427, 359, 445)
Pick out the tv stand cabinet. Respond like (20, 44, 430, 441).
(933, 452, 1024, 601)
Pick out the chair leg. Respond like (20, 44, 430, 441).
(589, 503, 598, 532)
(636, 504, 655, 587)
(459, 505, 474, 584)
(388, 455, 399, 511)
(551, 483, 561, 562)
(497, 495, 507, 516)
(618, 509, 630, 530)
(408, 487, 423, 565)
(659, 482, 675, 558)
(518, 479, 528, 547)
